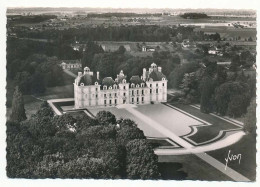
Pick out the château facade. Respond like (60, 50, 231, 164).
(74, 63, 167, 109)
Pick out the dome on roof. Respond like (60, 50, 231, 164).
(102, 77, 115, 87)
(78, 73, 93, 85)
(151, 63, 157, 68)
(130, 75, 143, 84)
(149, 71, 166, 81)
(84, 67, 90, 71)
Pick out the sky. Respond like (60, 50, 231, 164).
(2, 0, 259, 9)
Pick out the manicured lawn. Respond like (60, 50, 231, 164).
(207, 134, 256, 181)
(166, 102, 242, 145)
(135, 104, 202, 137)
(158, 154, 232, 181)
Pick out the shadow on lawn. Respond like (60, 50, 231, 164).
(159, 162, 188, 180)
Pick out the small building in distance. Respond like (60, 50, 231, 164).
(60, 60, 82, 70)
(217, 61, 231, 66)
(74, 63, 167, 108)
(142, 45, 156, 52)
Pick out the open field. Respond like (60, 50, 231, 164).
(6, 84, 74, 120)
(195, 26, 256, 40)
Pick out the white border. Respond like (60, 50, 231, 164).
(0, 1, 259, 187)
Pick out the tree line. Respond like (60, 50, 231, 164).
(7, 96, 161, 179)
(16, 25, 209, 43)
(169, 56, 256, 118)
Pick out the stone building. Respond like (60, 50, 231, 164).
(74, 63, 167, 108)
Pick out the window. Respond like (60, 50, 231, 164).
(80, 83, 84, 86)
(109, 94, 112, 97)
(150, 89, 152, 94)
(132, 98, 134, 103)
(136, 84, 139, 88)
(103, 86, 107, 90)
(96, 87, 98, 91)
(109, 100, 112, 105)
(156, 89, 158, 94)
(104, 94, 107, 98)
(123, 93, 126, 96)
(150, 84, 152, 87)
(96, 94, 98, 98)
(162, 83, 164, 87)
(132, 90, 134, 96)
(115, 99, 117, 104)
(156, 83, 158, 87)
(109, 86, 112, 90)
(137, 90, 139, 95)
(142, 97, 144, 102)
(123, 86, 126, 90)
(104, 100, 106, 105)
(131, 84, 135, 88)
(142, 90, 144, 95)
(115, 93, 117, 97)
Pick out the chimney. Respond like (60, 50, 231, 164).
(97, 71, 99, 80)
(143, 68, 146, 80)
(158, 67, 162, 72)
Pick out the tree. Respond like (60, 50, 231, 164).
(14, 71, 31, 94)
(199, 75, 215, 113)
(243, 98, 256, 135)
(126, 139, 160, 179)
(96, 111, 116, 125)
(117, 125, 145, 145)
(10, 86, 27, 122)
(117, 45, 126, 54)
(215, 82, 250, 116)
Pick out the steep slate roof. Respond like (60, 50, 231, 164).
(102, 77, 115, 87)
(77, 73, 99, 86)
(148, 71, 166, 81)
(129, 75, 143, 85)
(79, 74, 93, 85)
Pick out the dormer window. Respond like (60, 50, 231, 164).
(80, 83, 84, 86)
(141, 83, 144, 87)
(109, 86, 112, 90)
(95, 82, 98, 85)
(123, 79, 126, 83)
(162, 77, 166, 81)
(131, 83, 135, 88)
(103, 86, 107, 90)
(113, 84, 117, 89)
(136, 84, 140, 88)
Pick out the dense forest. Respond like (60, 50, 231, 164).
(16, 25, 209, 43)
(180, 13, 209, 19)
(8, 15, 57, 25)
(6, 101, 161, 179)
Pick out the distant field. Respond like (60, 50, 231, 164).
(195, 26, 256, 40)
